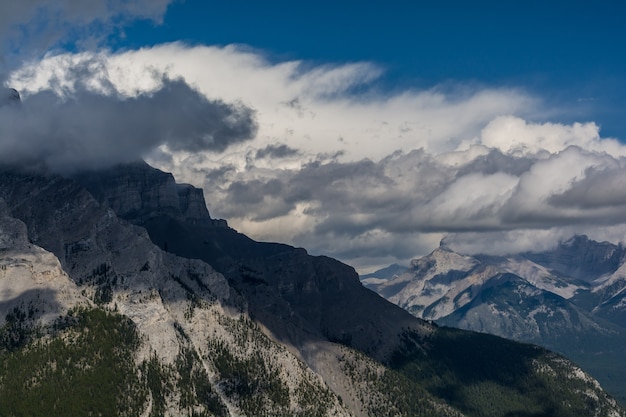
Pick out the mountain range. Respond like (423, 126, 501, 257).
(362, 237, 626, 406)
(0, 159, 624, 416)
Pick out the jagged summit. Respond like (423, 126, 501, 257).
(524, 234, 626, 282)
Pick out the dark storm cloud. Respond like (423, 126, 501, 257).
(224, 178, 293, 221)
(456, 148, 535, 177)
(255, 143, 299, 159)
(228, 179, 283, 205)
(548, 166, 626, 209)
(214, 146, 626, 239)
(204, 165, 236, 182)
(0, 78, 257, 172)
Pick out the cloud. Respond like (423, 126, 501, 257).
(8, 44, 537, 162)
(7, 43, 626, 272)
(0, 0, 173, 48)
(0, 77, 256, 172)
(190, 142, 626, 270)
(477, 115, 626, 157)
(549, 165, 626, 209)
(0, 0, 175, 84)
(255, 143, 299, 159)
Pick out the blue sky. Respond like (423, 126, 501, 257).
(4, 0, 626, 271)
(117, 0, 626, 138)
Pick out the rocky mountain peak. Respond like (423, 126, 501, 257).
(75, 160, 223, 226)
(410, 245, 478, 274)
(524, 234, 625, 282)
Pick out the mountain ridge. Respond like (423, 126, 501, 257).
(362, 238, 626, 405)
(0, 161, 623, 416)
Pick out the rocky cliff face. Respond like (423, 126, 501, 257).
(0, 162, 624, 417)
(75, 161, 431, 363)
(0, 198, 85, 329)
(0, 167, 362, 416)
(76, 160, 216, 225)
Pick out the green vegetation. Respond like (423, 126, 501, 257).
(388, 327, 624, 417)
(208, 314, 337, 417)
(175, 347, 228, 417)
(0, 307, 145, 417)
(87, 262, 116, 304)
(0, 305, 38, 351)
(339, 349, 461, 417)
(142, 354, 172, 417)
(0, 307, 230, 417)
(209, 340, 290, 415)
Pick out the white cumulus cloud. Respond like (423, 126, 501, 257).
(6, 43, 626, 272)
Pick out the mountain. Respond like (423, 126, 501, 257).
(360, 264, 408, 287)
(363, 241, 626, 405)
(0, 162, 624, 416)
(524, 235, 626, 283)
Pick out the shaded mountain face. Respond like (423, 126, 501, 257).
(74, 161, 430, 361)
(364, 241, 626, 405)
(0, 162, 624, 417)
(523, 235, 626, 283)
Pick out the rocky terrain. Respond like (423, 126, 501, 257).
(0, 161, 624, 416)
(363, 238, 626, 405)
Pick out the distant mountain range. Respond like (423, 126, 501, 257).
(0, 158, 624, 416)
(361, 236, 626, 405)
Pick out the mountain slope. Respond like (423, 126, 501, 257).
(0, 174, 357, 416)
(364, 242, 626, 405)
(0, 162, 623, 416)
(76, 161, 431, 361)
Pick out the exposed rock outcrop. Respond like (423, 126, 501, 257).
(0, 198, 85, 327)
(76, 160, 218, 225)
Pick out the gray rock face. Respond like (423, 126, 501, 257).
(0, 199, 29, 250)
(524, 235, 626, 282)
(75, 161, 431, 362)
(0, 199, 85, 328)
(76, 160, 215, 225)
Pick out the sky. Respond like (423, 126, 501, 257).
(1, 0, 626, 272)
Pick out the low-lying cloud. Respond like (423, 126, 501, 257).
(0, 77, 256, 172)
(194, 142, 626, 271)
